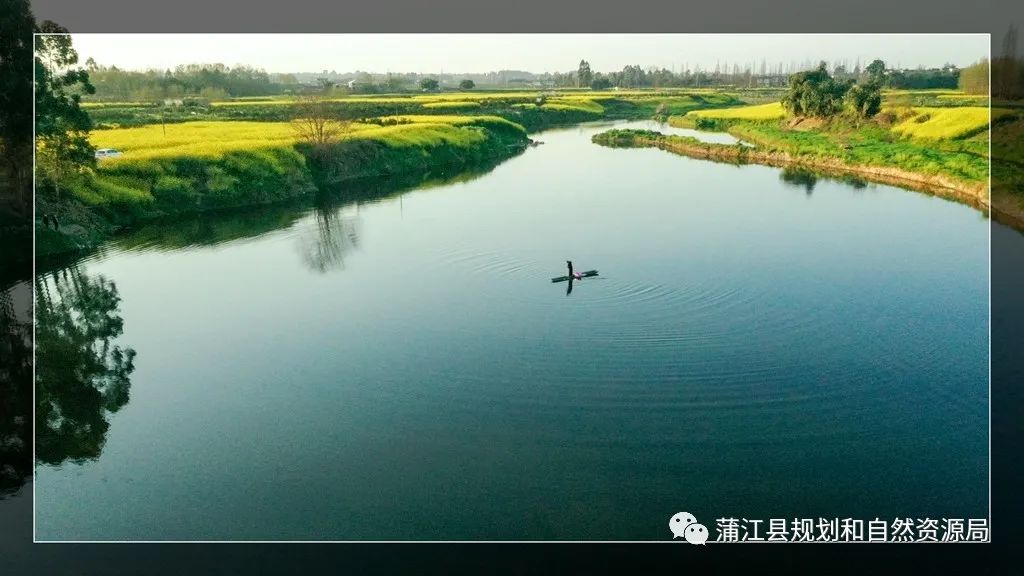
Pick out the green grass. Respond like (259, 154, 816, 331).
(47, 88, 750, 256)
(719, 120, 989, 183)
(64, 115, 531, 226)
(593, 124, 989, 198)
(649, 93, 994, 187)
(992, 113, 1024, 164)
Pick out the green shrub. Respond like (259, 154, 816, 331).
(153, 175, 199, 209)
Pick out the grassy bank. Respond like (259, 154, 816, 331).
(631, 98, 1002, 207)
(593, 128, 989, 208)
(39, 89, 758, 257)
(991, 114, 1024, 228)
(37, 115, 530, 257)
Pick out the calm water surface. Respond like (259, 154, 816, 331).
(35, 120, 989, 540)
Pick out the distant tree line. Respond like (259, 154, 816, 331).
(81, 55, 989, 101)
(86, 62, 281, 101)
(886, 68, 959, 89)
(570, 60, 962, 91)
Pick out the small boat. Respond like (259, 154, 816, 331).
(551, 270, 598, 283)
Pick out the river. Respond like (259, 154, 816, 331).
(33, 120, 990, 540)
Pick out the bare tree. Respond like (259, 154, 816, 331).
(291, 95, 350, 146)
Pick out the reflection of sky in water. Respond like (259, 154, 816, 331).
(35, 120, 989, 541)
(626, 119, 751, 145)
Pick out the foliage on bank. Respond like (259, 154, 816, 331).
(36, 116, 531, 257)
(591, 127, 988, 204)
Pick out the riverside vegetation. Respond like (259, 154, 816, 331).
(37, 88, 746, 257)
(594, 61, 1020, 216)
(34, 43, 1023, 258)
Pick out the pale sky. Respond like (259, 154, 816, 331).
(68, 34, 989, 74)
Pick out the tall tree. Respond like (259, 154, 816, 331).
(781, 62, 852, 118)
(865, 59, 887, 83)
(34, 21, 95, 201)
(0, 0, 37, 215)
(845, 81, 882, 118)
(577, 60, 593, 88)
(316, 77, 335, 93)
(292, 94, 350, 146)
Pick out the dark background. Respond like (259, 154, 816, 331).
(2, 0, 1021, 572)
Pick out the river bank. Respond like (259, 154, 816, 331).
(36, 116, 532, 258)
(34, 116, 991, 540)
(37, 91, 749, 259)
(592, 128, 990, 210)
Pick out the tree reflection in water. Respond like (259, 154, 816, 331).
(780, 167, 869, 195)
(298, 198, 362, 274)
(0, 282, 31, 496)
(34, 266, 136, 466)
(780, 167, 819, 194)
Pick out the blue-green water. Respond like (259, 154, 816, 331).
(35, 120, 989, 540)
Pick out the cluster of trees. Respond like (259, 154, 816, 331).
(293, 59, 891, 92)
(567, 58, 918, 90)
(566, 59, 968, 92)
(782, 60, 885, 119)
(959, 60, 990, 95)
(314, 75, 470, 95)
(573, 64, 722, 90)
(87, 62, 280, 101)
(342, 71, 416, 93)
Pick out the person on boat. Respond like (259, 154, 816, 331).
(567, 260, 582, 280)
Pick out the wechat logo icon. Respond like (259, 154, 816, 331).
(670, 511, 709, 545)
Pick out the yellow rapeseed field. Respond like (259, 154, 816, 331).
(686, 102, 786, 120)
(892, 107, 1009, 139)
(90, 121, 303, 160)
(90, 116, 527, 161)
